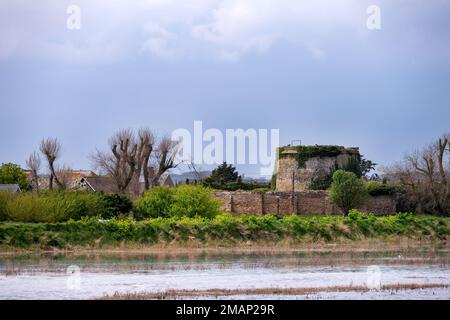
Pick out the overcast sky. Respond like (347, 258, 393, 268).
(1, 0, 449, 177)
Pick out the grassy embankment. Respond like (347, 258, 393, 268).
(0, 211, 448, 250)
(99, 283, 450, 300)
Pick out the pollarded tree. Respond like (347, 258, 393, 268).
(329, 169, 368, 215)
(138, 128, 155, 190)
(92, 129, 139, 193)
(92, 129, 180, 194)
(39, 137, 63, 190)
(26, 151, 41, 191)
(150, 135, 181, 187)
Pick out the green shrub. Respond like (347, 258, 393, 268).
(135, 185, 222, 219)
(100, 193, 133, 219)
(1, 191, 108, 222)
(278, 145, 342, 167)
(366, 180, 399, 196)
(0, 191, 16, 221)
(329, 170, 368, 215)
(135, 186, 175, 219)
(169, 185, 222, 219)
(0, 162, 29, 191)
(270, 173, 277, 190)
(0, 213, 448, 248)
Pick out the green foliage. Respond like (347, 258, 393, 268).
(135, 186, 175, 219)
(169, 185, 222, 219)
(0, 162, 29, 190)
(359, 157, 377, 176)
(0, 212, 447, 248)
(235, 181, 271, 191)
(0, 191, 15, 221)
(0, 191, 128, 223)
(277, 146, 376, 187)
(310, 165, 337, 190)
(203, 162, 239, 186)
(203, 162, 270, 191)
(366, 180, 400, 196)
(329, 170, 368, 214)
(100, 193, 133, 219)
(343, 156, 363, 177)
(135, 185, 221, 219)
(278, 145, 342, 168)
(270, 173, 277, 190)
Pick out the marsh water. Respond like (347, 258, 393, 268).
(0, 244, 449, 300)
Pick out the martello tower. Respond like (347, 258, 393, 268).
(275, 145, 361, 192)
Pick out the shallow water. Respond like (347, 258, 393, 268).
(0, 246, 449, 300)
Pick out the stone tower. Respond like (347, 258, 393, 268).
(275, 145, 361, 192)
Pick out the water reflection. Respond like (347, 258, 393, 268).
(0, 244, 448, 299)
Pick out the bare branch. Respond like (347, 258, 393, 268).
(150, 135, 181, 186)
(39, 137, 63, 189)
(26, 151, 41, 191)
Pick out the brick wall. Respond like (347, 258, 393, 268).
(214, 191, 396, 215)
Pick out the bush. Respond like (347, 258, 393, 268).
(0, 163, 29, 191)
(135, 185, 222, 219)
(0, 213, 447, 248)
(0, 191, 15, 221)
(270, 173, 277, 190)
(203, 180, 270, 191)
(0, 191, 114, 223)
(202, 162, 270, 191)
(134, 186, 175, 219)
(100, 193, 133, 219)
(366, 180, 400, 196)
(169, 185, 222, 219)
(329, 170, 368, 215)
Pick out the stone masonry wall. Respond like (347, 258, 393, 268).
(275, 146, 360, 192)
(214, 191, 396, 215)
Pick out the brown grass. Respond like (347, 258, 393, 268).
(1, 238, 447, 257)
(98, 283, 449, 300)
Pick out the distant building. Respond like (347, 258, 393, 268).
(156, 174, 173, 187)
(23, 169, 210, 195)
(79, 175, 119, 193)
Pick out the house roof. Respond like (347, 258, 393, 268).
(160, 174, 174, 186)
(82, 176, 118, 193)
(0, 184, 21, 192)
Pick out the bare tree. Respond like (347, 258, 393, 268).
(56, 164, 73, 190)
(383, 133, 450, 215)
(92, 129, 182, 194)
(39, 138, 63, 190)
(92, 129, 139, 193)
(26, 151, 41, 191)
(150, 135, 181, 186)
(138, 128, 155, 190)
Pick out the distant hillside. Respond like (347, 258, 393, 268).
(168, 171, 211, 184)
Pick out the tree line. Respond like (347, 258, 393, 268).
(25, 128, 180, 193)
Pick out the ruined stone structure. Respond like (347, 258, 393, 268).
(275, 145, 361, 192)
(214, 191, 396, 215)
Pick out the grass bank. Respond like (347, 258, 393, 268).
(0, 211, 448, 250)
(98, 283, 450, 300)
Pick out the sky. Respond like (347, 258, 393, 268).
(0, 0, 449, 177)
